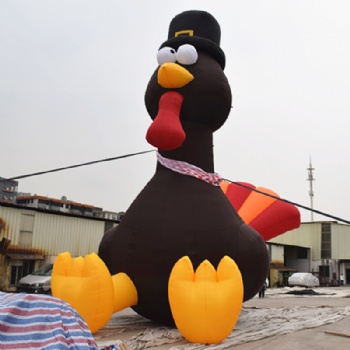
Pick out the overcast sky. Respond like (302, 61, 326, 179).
(1, 1, 350, 224)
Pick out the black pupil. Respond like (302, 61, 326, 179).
(170, 49, 175, 54)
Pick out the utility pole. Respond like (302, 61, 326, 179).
(307, 157, 315, 221)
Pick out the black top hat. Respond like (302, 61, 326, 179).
(159, 10, 226, 69)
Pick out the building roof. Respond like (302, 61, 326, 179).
(0, 200, 118, 223)
(7, 253, 45, 260)
(0, 177, 18, 183)
(270, 262, 296, 272)
(16, 195, 96, 209)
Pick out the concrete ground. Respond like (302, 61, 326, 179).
(234, 289, 350, 350)
(96, 286, 350, 350)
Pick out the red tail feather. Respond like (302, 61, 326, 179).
(221, 181, 301, 241)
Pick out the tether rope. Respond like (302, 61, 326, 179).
(3, 150, 349, 224)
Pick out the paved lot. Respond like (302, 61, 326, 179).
(235, 288, 350, 350)
(96, 286, 350, 350)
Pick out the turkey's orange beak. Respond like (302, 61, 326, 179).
(158, 63, 194, 88)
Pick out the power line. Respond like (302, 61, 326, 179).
(7, 150, 155, 180)
(223, 179, 350, 225)
(4, 150, 349, 225)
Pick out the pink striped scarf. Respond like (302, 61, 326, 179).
(157, 152, 222, 186)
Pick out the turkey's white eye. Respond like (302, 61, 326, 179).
(157, 47, 177, 65)
(176, 44, 198, 65)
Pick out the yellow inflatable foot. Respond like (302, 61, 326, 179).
(111, 272, 138, 313)
(52, 252, 137, 333)
(168, 256, 243, 344)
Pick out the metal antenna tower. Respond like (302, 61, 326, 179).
(307, 157, 315, 221)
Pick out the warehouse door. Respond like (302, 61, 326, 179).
(346, 269, 350, 285)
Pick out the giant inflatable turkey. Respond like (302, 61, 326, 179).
(52, 10, 300, 344)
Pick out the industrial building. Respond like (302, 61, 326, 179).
(2, 195, 350, 293)
(0, 177, 18, 202)
(0, 201, 118, 292)
(268, 221, 350, 287)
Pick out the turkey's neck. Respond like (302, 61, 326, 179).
(158, 122, 215, 173)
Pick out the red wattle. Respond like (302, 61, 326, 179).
(146, 91, 186, 150)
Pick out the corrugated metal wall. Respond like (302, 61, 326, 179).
(331, 223, 350, 259)
(270, 244, 284, 262)
(0, 206, 22, 245)
(269, 222, 322, 260)
(32, 212, 105, 257)
(1, 205, 106, 258)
